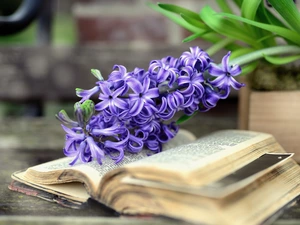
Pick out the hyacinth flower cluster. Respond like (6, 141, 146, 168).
(56, 46, 244, 166)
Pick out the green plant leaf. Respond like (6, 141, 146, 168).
(215, 0, 233, 13)
(239, 61, 258, 76)
(219, 12, 300, 46)
(200, 6, 260, 48)
(264, 54, 300, 65)
(206, 37, 235, 55)
(259, 2, 287, 28)
(231, 48, 254, 59)
(148, 2, 222, 44)
(241, 0, 260, 21)
(267, 0, 300, 33)
(158, 3, 200, 20)
(148, 2, 202, 34)
(230, 45, 300, 66)
(181, 14, 208, 30)
(183, 31, 208, 43)
(176, 112, 196, 125)
(232, 0, 243, 8)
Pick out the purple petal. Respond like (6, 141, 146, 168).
(208, 64, 225, 76)
(209, 76, 227, 87)
(229, 64, 242, 76)
(114, 98, 128, 109)
(95, 101, 109, 111)
(222, 51, 231, 72)
(180, 84, 194, 97)
(127, 78, 143, 94)
(146, 88, 159, 99)
(99, 82, 112, 96)
(229, 77, 245, 89)
(129, 99, 144, 116)
(127, 135, 143, 153)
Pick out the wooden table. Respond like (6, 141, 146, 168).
(1, 102, 300, 225)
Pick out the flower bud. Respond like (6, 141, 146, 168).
(74, 102, 85, 128)
(80, 100, 95, 123)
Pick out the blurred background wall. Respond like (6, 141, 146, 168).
(0, 0, 221, 118)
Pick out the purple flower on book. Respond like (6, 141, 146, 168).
(61, 125, 105, 165)
(57, 46, 244, 165)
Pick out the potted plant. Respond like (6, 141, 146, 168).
(149, 0, 300, 160)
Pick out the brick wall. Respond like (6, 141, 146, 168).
(72, 0, 216, 49)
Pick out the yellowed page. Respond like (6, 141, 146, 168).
(102, 130, 284, 186)
(12, 171, 89, 202)
(22, 129, 196, 193)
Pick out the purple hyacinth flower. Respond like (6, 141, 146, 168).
(148, 58, 178, 87)
(199, 86, 221, 112)
(108, 65, 131, 81)
(61, 125, 105, 165)
(95, 81, 128, 115)
(177, 66, 205, 97)
(180, 46, 211, 72)
(208, 52, 244, 98)
(127, 77, 159, 116)
(157, 96, 176, 120)
(144, 134, 162, 153)
(127, 134, 144, 153)
(86, 136, 105, 165)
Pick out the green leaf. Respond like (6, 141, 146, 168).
(91, 69, 104, 81)
(216, 0, 233, 13)
(206, 37, 235, 56)
(200, 6, 260, 48)
(219, 12, 300, 46)
(240, 61, 258, 76)
(231, 48, 254, 59)
(259, 2, 287, 28)
(241, 0, 260, 21)
(181, 14, 208, 30)
(158, 3, 200, 20)
(183, 31, 208, 43)
(267, 0, 300, 33)
(147, 2, 202, 34)
(264, 54, 300, 65)
(230, 45, 300, 66)
(232, 0, 243, 8)
(176, 113, 197, 125)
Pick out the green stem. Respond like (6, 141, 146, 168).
(206, 37, 235, 56)
(230, 45, 300, 66)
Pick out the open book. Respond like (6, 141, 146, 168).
(10, 129, 300, 225)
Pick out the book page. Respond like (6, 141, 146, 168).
(12, 171, 89, 203)
(126, 130, 269, 171)
(121, 153, 293, 198)
(24, 129, 196, 184)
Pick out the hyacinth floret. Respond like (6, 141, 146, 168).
(56, 46, 244, 166)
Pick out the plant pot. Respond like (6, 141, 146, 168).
(238, 87, 300, 162)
